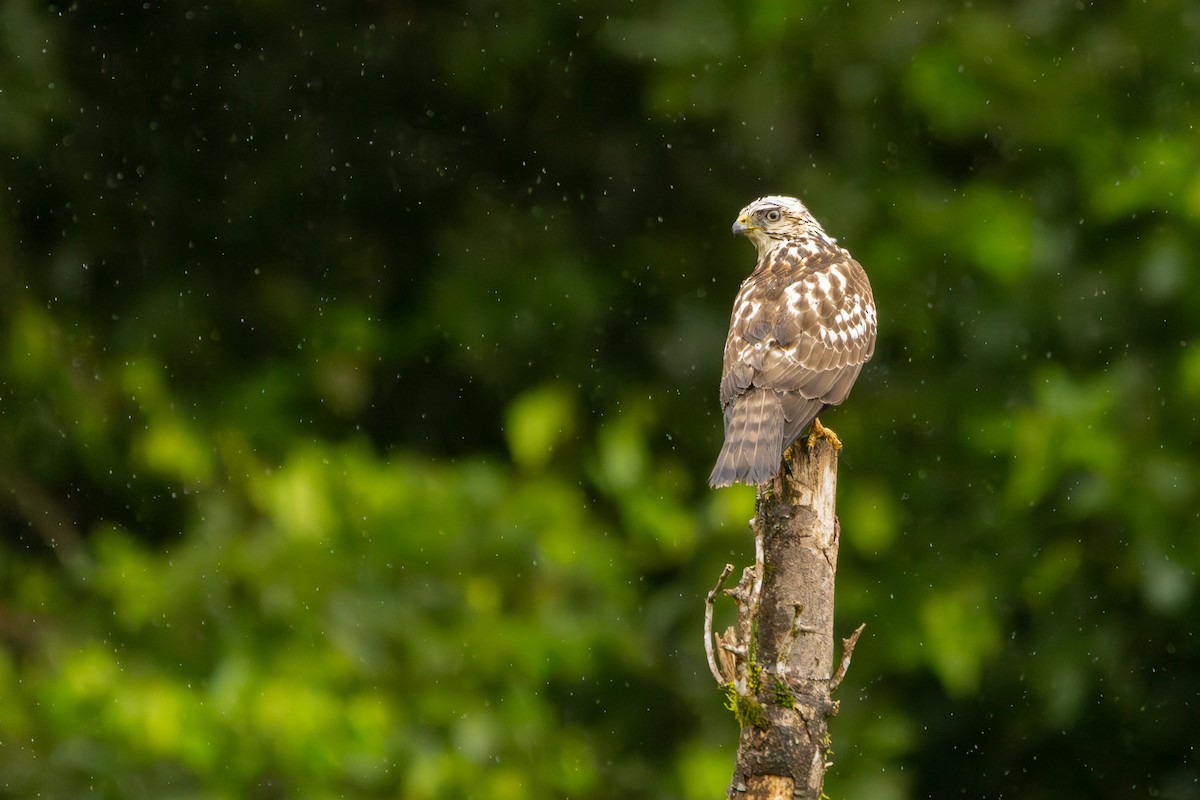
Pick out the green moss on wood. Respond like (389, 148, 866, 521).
(725, 684, 769, 730)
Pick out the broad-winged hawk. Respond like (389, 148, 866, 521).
(709, 196, 877, 487)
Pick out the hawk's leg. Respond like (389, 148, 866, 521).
(806, 417, 843, 450)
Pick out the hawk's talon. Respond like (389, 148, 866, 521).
(807, 417, 843, 450)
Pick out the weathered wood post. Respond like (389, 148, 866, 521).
(706, 435, 863, 799)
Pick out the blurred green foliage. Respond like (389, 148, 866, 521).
(2, 1, 1199, 798)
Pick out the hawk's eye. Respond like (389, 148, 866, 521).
(765, 209, 781, 222)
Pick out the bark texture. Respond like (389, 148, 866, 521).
(720, 437, 841, 800)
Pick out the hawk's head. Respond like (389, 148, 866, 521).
(731, 196, 823, 250)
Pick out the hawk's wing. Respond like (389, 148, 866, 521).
(718, 246, 876, 444)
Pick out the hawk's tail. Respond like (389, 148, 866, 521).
(708, 389, 785, 488)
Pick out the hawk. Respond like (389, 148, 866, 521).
(709, 196, 877, 488)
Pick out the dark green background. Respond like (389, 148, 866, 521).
(2, 1, 1198, 798)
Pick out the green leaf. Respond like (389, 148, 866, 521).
(504, 384, 578, 471)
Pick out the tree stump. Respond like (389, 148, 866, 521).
(706, 435, 863, 800)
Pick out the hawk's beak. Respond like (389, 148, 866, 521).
(731, 215, 753, 236)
